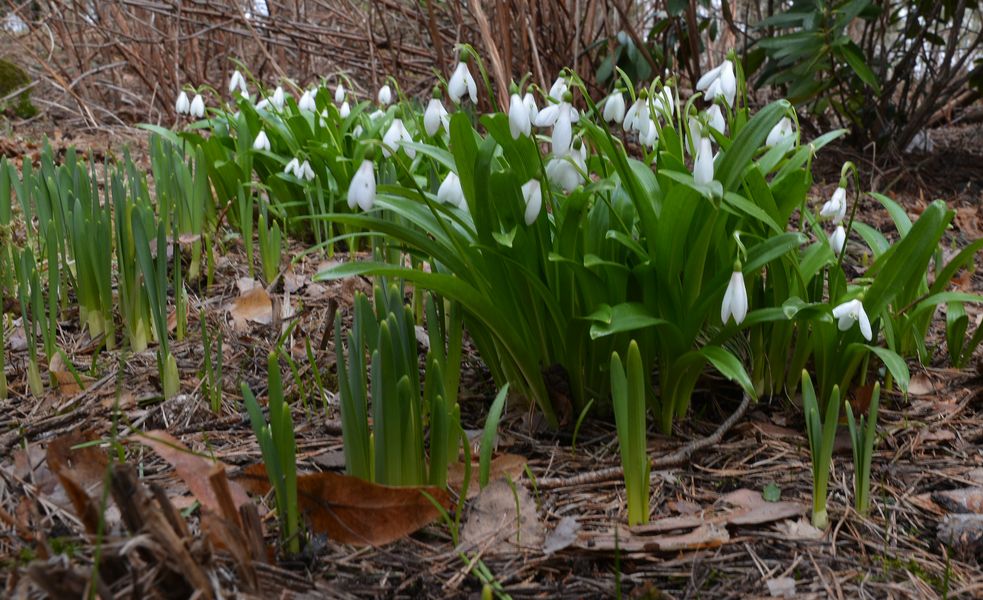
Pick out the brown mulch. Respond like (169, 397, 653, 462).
(1, 118, 982, 599)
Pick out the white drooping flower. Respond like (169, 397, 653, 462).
(298, 89, 317, 112)
(252, 130, 271, 151)
(535, 96, 579, 156)
(189, 94, 205, 118)
(829, 225, 846, 255)
(284, 158, 300, 177)
(639, 119, 659, 148)
(820, 186, 848, 224)
(653, 85, 675, 118)
(437, 172, 466, 209)
(382, 118, 415, 158)
(347, 159, 376, 211)
(377, 84, 392, 106)
(693, 136, 715, 185)
(766, 117, 795, 147)
(339, 101, 351, 118)
(508, 93, 531, 139)
(448, 62, 477, 104)
(522, 92, 539, 123)
(271, 86, 286, 110)
(334, 83, 345, 105)
(548, 76, 568, 101)
(602, 92, 626, 124)
(707, 104, 726, 134)
(688, 116, 703, 156)
(622, 95, 651, 139)
(832, 298, 872, 341)
(546, 142, 587, 193)
(297, 159, 315, 181)
(696, 59, 737, 108)
(424, 98, 449, 137)
(175, 91, 190, 115)
(721, 270, 748, 325)
(229, 70, 248, 95)
(521, 179, 543, 225)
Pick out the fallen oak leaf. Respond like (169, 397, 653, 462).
(234, 464, 452, 547)
(131, 430, 250, 515)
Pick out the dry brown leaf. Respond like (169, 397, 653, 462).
(543, 516, 580, 555)
(235, 464, 452, 547)
(720, 489, 807, 525)
(46, 430, 109, 494)
(908, 372, 937, 396)
(446, 453, 527, 499)
(774, 517, 824, 541)
(461, 479, 544, 554)
(132, 430, 251, 515)
(644, 523, 729, 552)
(932, 487, 983, 514)
(48, 353, 92, 396)
(228, 286, 273, 332)
(668, 499, 703, 515)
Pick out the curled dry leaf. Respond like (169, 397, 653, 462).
(131, 430, 251, 515)
(235, 464, 452, 547)
(228, 286, 273, 332)
(461, 479, 544, 554)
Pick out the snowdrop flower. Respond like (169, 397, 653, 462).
(437, 172, 466, 209)
(271, 86, 285, 110)
(369, 109, 385, 122)
(334, 83, 345, 105)
(653, 85, 675, 119)
(602, 91, 626, 124)
(229, 70, 248, 95)
(284, 158, 300, 177)
(424, 94, 449, 137)
(829, 225, 846, 255)
(340, 101, 351, 118)
(189, 94, 205, 118)
(696, 59, 737, 108)
(832, 298, 872, 341)
(377, 84, 392, 106)
(522, 92, 539, 123)
(382, 118, 415, 158)
(693, 136, 715, 185)
(639, 119, 659, 148)
(546, 142, 587, 193)
(256, 98, 270, 110)
(766, 117, 795, 147)
(252, 130, 270, 151)
(175, 91, 190, 115)
(347, 159, 376, 211)
(548, 76, 568, 101)
(298, 89, 316, 112)
(297, 159, 315, 181)
(688, 116, 703, 155)
(820, 186, 848, 224)
(721, 270, 748, 325)
(623, 93, 651, 138)
(707, 104, 725, 134)
(509, 92, 531, 139)
(448, 62, 477, 104)
(521, 179, 543, 225)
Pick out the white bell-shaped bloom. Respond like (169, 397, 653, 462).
(252, 130, 271, 151)
(622, 96, 651, 138)
(334, 83, 345, 105)
(721, 270, 748, 325)
(546, 144, 586, 193)
(639, 119, 659, 148)
(522, 92, 539, 123)
(832, 298, 872, 341)
(377, 84, 392, 106)
(437, 172, 466, 209)
(521, 179, 542, 225)
(340, 101, 351, 118)
(271, 86, 285, 110)
(256, 98, 270, 110)
(688, 117, 703, 155)
(653, 86, 675, 118)
(424, 98, 449, 137)
(369, 109, 385, 121)
(347, 159, 376, 211)
(602, 92, 626, 123)
(696, 60, 737, 108)
(551, 103, 576, 156)
(284, 158, 300, 177)
(508, 93, 531, 139)
(298, 160, 315, 181)
(693, 136, 715, 185)
(548, 76, 568, 101)
(829, 225, 846, 255)
(820, 186, 848, 224)
(298, 89, 317, 112)
(229, 70, 248, 94)
(382, 118, 415, 158)
(766, 117, 795, 147)
(707, 104, 726, 134)
(448, 62, 477, 104)
(189, 94, 205, 118)
(175, 91, 190, 114)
